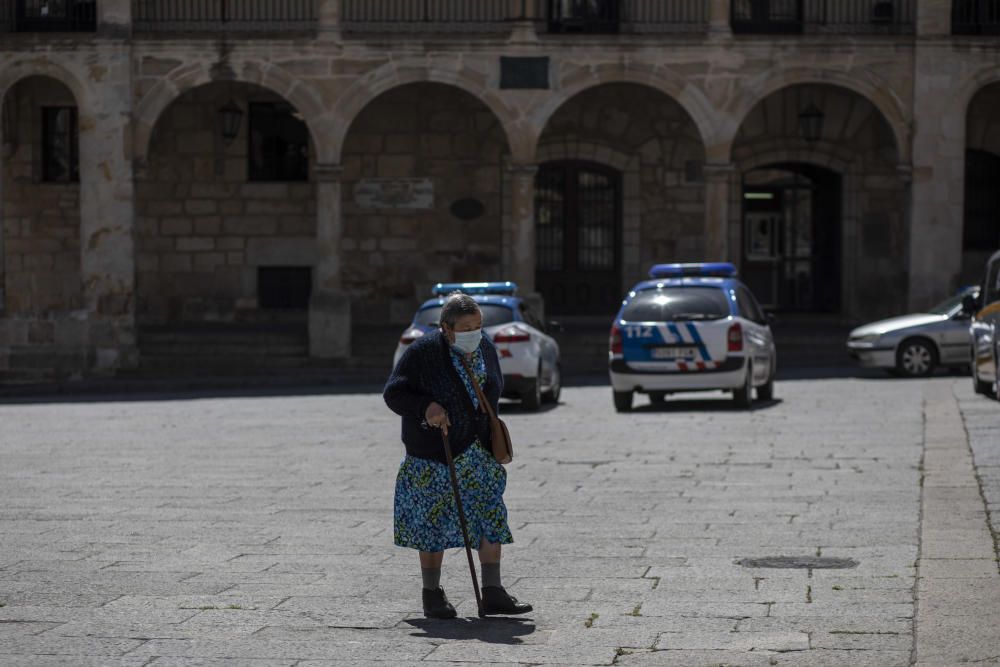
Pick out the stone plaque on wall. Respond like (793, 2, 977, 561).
(354, 179, 434, 209)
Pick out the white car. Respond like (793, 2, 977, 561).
(393, 282, 561, 410)
(608, 263, 777, 411)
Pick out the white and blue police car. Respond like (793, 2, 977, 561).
(393, 282, 562, 411)
(608, 263, 777, 411)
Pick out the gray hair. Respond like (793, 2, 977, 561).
(439, 292, 481, 328)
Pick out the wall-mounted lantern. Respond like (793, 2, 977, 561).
(217, 100, 243, 145)
(798, 103, 824, 143)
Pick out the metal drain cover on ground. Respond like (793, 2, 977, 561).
(736, 556, 859, 569)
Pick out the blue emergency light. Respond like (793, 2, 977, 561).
(648, 263, 738, 279)
(431, 281, 518, 296)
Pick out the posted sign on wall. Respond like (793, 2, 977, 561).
(354, 179, 434, 209)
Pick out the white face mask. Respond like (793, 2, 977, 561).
(452, 329, 482, 354)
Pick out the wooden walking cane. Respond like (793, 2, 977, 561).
(440, 430, 486, 618)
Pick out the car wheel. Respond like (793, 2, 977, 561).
(757, 361, 775, 401)
(973, 356, 993, 396)
(896, 339, 937, 378)
(733, 362, 753, 409)
(522, 369, 542, 412)
(613, 390, 633, 412)
(543, 363, 561, 404)
(649, 392, 666, 404)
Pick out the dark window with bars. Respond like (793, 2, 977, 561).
(42, 107, 79, 183)
(535, 166, 566, 271)
(964, 149, 1000, 251)
(248, 102, 309, 182)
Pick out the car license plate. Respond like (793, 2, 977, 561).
(651, 346, 698, 359)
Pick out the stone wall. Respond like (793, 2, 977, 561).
(0, 76, 86, 377)
(135, 83, 317, 326)
(340, 83, 508, 324)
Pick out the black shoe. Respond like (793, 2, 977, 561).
(481, 586, 533, 615)
(422, 586, 457, 619)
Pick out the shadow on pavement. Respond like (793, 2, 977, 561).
(403, 616, 536, 644)
(630, 397, 784, 413)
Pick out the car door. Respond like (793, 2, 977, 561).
(736, 286, 774, 383)
(939, 310, 974, 365)
(520, 302, 558, 380)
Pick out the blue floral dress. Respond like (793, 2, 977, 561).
(393, 345, 513, 552)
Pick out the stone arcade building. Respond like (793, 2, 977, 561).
(1, 0, 999, 380)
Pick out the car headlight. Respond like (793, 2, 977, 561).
(849, 333, 881, 346)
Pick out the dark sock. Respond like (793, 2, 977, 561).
(421, 567, 441, 591)
(481, 562, 501, 588)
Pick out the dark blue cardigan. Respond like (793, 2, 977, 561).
(383, 329, 503, 464)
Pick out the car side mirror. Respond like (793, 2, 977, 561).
(547, 320, 564, 333)
(765, 312, 777, 326)
(961, 294, 979, 315)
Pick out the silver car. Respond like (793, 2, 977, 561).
(846, 287, 980, 377)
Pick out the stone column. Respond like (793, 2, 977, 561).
(704, 162, 735, 262)
(97, 0, 131, 38)
(917, 0, 951, 37)
(510, 0, 538, 42)
(78, 51, 137, 372)
(317, 0, 341, 41)
(508, 163, 538, 296)
(907, 50, 964, 310)
(709, 0, 732, 35)
(309, 163, 351, 359)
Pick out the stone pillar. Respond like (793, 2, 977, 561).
(704, 162, 735, 262)
(78, 53, 137, 373)
(317, 0, 341, 41)
(97, 0, 131, 38)
(709, 0, 732, 35)
(508, 163, 538, 296)
(917, 0, 951, 37)
(907, 50, 964, 310)
(510, 0, 538, 42)
(309, 163, 351, 359)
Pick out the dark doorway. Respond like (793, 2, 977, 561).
(535, 161, 622, 315)
(964, 149, 1000, 251)
(741, 163, 841, 312)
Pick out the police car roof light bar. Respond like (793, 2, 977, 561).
(648, 263, 738, 279)
(432, 281, 518, 296)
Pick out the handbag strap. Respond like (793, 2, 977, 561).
(458, 355, 497, 421)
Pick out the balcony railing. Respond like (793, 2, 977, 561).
(953, 0, 1000, 34)
(341, 0, 510, 33)
(731, 0, 915, 35)
(1, 0, 97, 32)
(133, 0, 317, 33)
(342, 0, 707, 35)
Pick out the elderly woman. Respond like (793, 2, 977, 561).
(384, 292, 532, 619)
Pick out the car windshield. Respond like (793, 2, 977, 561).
(926, 293, 967, 315)
(414, 304, 515, 328)
(621, 287, 730, 321)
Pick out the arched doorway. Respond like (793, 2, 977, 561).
(535, 82, 707, 316)
(741, 163, 841, 312)
(535, 160, 622, 315)
(963, 83, 1000, 285)
(732, 83, 905, 319)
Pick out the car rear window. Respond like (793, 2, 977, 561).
(414, 304, 515, 328)
(621, 287, 730, 321)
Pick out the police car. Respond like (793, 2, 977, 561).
(393, 282, 561, 411)
(608, 263, 777, 411)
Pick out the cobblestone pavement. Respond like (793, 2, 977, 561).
(0, 376, 998, 666)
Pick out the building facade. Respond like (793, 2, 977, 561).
(1, 0, 999, 379)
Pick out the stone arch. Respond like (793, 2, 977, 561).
(331, 62, 523, 163)
(949, 68, 1000, 128)
(725, 69, 909, 165)
(134, 59, 328, 166)
(531, 66, 716, 161)
(0, 57, 91, 111)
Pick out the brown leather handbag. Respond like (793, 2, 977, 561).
(459, 357, 513, 465)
